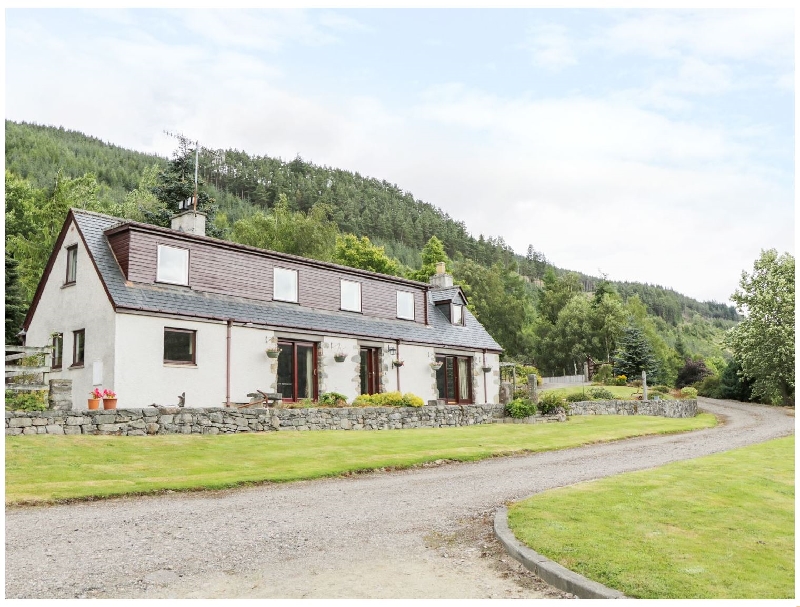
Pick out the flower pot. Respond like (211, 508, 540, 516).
(481, 366, 493, 373)
(88, 398, 101, 410)
(392, 360, 404, 367)
(266, 349, 280, 358)
(334, 355, 347, 363)
(103, 398, 118, 410)
(430, 362, 443, 370)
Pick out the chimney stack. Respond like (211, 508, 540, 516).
(171, 210, 207, 236)
(429, 262, 453, 289)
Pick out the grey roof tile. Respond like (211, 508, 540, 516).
(74, 210, 503, 352)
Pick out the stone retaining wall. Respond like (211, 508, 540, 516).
(5, 403, 507, 436)
(5, 399, 698, 436)
(567, 398, 697, 418)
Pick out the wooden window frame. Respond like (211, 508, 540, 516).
(435, 354, 473, 404)
(71, 329, 85, 368)
(163, 328, 197, 365)
(340, 279, 363, 313)
(51, 333, 63, 369)
(156, 244, 190, 286)
(273, 267, 299, 303)
(65, 245, 78, 285)
(277, 340, 318, 402)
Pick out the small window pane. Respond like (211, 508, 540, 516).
(397, 291, 415, 320)
(164, 329, 195, 363)
(52, 333, 63, 368)
(341, 280, 361, 312)
(66, 246, 78, 283)
(452, 304, 463, 325)
(157, 245, 189, 285)
(274, 268, 298, 302)
(73, 330, 85, 366)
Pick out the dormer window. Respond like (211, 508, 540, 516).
(156, 245, 189, 285)
(397, 291, 415, 320)
(65, 245, 78, 285)
(452, 303, 464, 326)
(274, 267, 298, 303)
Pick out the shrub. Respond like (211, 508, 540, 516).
(593, 364, 613, 384)
(319, 392, 348, 407)
(351, 391, 424, 407)
(587, 387, 614, 400)
(675, 358, 713, 389)
(652, 384, 671, 394)
(513, 387, 530, 401)
(631, 379, 643, 388)
(285, 398, 316, 409)
(612, 375, 627, 386)
(505, 398, 536, 418)
(696, 375, 721, 398)
(680, 387, 698, 399)
(565, 392, 588, 403)
(5, 390, 47, 411)
(538, 391, 567, 415)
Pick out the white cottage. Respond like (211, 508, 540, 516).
(22, 209, 503, 409)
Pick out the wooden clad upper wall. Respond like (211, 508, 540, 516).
(122, 229, 427, 324)
(107, 231, 130, 278)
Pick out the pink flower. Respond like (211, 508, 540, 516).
(102, 389, 116, 399)
(90, 388, 103, 399)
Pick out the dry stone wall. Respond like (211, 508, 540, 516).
(567, 399, 697, 418)
(5, 399, 698, 436)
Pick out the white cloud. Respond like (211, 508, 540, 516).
(520, 23, 578, 71)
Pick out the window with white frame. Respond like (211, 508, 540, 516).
(396, 291, 415, 320)
(65, 245, 78, 285)
(340, 280, 362, 312)
(274, 267, 298, 302)
(156, 245, 189, 285)
(452, 303, 464, 325)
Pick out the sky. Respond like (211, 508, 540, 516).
(4, 8, 795, 305)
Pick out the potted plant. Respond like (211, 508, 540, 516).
(333, 352, 347, 363)
(430, 361, 443, 370)
(266, 346, 281, 359)
(102, 388, 118, 410)
(481, 365, 493, 373)
(392, 359, 404, 368)
(88, 388, 103, 410)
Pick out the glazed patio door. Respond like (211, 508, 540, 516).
(359, 347, 379, 395)
(435, 355, 472, 404)
(277, 341, 317, 402)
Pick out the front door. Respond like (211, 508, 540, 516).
(359, 347, 379, 395)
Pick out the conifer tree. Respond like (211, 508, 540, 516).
(612, 325, 659, 382)
(5, 253, 27, 344)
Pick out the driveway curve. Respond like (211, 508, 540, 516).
(5, 398, 793, 599)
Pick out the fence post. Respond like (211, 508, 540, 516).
(527, 374, 538, 404)
(642, 371, 648, 401)
(48, 379, 73, 411)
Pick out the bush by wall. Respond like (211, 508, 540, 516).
(505, 398, 537, 418)
(352, 391, 424, 408)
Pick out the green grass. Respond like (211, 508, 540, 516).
(5, 414, 715, 504)
(507, 435, 794, 599)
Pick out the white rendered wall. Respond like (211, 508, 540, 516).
(392, 343, 438, 402)
(25, 219, 117, 410)
(230, 326, 276, 403)
(318, 336, 360, 401)
(114, 314, 228, 408)
(474, 351, 500, 404)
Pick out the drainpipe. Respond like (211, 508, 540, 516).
(395, 339, 401, 392)
(226, 320, 232, 407)
(482, 349, 487, 404)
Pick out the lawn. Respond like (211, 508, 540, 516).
(5, 413, 715, 504)
(507, 435, 794, 599)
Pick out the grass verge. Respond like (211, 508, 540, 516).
(6, 413, 715, 505)
(507, 435, 794, 599)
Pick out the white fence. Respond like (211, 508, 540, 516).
(541, 374, 587, 385)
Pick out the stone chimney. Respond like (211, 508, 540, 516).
(171, 210, 207, 236)
(429, 261, 453, 289)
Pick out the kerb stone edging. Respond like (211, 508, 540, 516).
(493, 506, 627, 599)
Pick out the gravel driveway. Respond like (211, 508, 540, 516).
(5, 398, 793, 599)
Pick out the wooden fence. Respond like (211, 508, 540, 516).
(5, 346, 51, 392)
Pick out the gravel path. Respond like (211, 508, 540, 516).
(5, 398, 793, 599)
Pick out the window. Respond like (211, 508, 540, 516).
(65, 245, 78, 284)
(164, 328, 196, 364)
(435, 355, 472, 403)
(274, 267, 298, 303)
(276, 341, 317, 401)
(397, 291, 415, 320)
(72, 329, 85, 367)
(156, 245, 189, 285)
(452, 304, 464, 326)
(340, 280, 362, 312)
(52, 333, 63, 369)
(359, 347, 380, 395)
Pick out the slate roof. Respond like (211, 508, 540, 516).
(430, 287, 467, 305)
(73, 210, 503, 352)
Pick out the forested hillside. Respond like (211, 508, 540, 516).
(5, 120, 739, 387)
